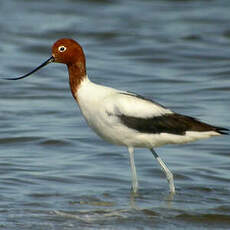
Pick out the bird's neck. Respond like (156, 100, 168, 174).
(67, 63, 87, 102)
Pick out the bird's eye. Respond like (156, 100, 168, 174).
(58, 46, 67, 52)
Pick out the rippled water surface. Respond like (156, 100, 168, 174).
(0, 0, 230, 229)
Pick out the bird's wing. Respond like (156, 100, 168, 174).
(103, 91, 179, 134)
(104, 91, 173, 118)
(103, 91, 225, 135)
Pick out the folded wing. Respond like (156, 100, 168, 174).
(105, 92, 228, 135)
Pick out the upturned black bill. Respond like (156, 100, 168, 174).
(5, 56, 55, 80)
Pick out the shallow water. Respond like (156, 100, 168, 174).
(0, 0, 230, 229)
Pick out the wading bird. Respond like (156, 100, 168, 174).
(6, 38, 228, 194)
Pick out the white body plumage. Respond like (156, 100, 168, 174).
(77, 76, 220, 149)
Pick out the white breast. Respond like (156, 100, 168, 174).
(76, 77, 127, 145)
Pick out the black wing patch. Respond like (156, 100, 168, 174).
(117, 113, 228, 135)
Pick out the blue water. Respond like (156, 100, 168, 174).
(0, 0, 230, 229)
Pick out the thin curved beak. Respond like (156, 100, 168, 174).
(5, 56, 55, 80)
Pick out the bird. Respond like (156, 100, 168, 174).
(6, 38, 228, 194)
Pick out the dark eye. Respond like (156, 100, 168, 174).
(58, 45, 67, 52)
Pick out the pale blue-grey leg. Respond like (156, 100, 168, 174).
(128, 147, 138, 193)
(150, 148, 175, 194)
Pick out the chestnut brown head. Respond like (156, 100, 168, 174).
(52, 38, 86, 68)
(5, 38, 86, 80)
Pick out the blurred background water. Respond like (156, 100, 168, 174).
(0, 0, 230, 229)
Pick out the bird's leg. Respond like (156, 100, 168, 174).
(150, 148, 175, 194)
(128, 147, 138, 193)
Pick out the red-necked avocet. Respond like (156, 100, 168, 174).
(6, 38, 228, 194)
